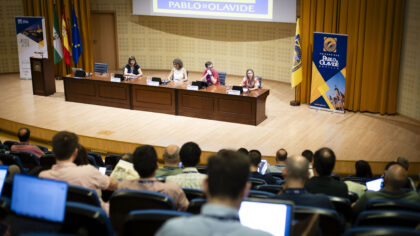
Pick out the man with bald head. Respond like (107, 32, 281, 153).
(352, 162, 420, 213)
(11, 127, 45, 158)
(156, 145, 183, 177)
(275, 155, 334, 209)
(266, 148, 287, 174)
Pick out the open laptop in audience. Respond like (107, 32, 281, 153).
(6, 174, 68, 234)
(365, 177, 384, 192)
(239, 198, 293, 236)
(0, 165, 8, 196)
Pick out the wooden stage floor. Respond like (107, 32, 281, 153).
(0, 72, 419, 171)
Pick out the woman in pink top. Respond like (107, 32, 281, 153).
(240, 69, 260, 91)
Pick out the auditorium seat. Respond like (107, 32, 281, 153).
(254, 184, 283, 194)
(3, 140, 18, 151)
(186, 198, 206, 215)
(122, 209, 192, 236)
(364, 199, 420, 213)
(294, 206, 344, 236)
(88, 152, 105, 167)
(248, 190, 276, 199)
(67, 185, 101, 207)
(87, 155, 98, 167)
(342, 176, 372, 185)
(355, 210, 420, 228)
(328, 196, 352, 221)
(182, 188, 206, 201)
(110, 190, 175, 235)
(267, 172, 284, 179)
(256, 76, 262, 88)
(343, 226, 420, 236)
(0, 153, 24, 172)
(196, 166, 207, 174)
(93, 62, 108, 74)
(61, 202, 114, 236)
(40, 154, 56, 169)
(105, 154, 122, 170)
(348, 191, 359, 203)
(10, 151, 39, 172)
(249, 177, 266, 189)
(218, 72, 226, 85)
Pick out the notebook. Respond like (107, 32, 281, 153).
(239, 198, 293, 236)
(365, 178, 384, 192)
(11, 174, 68, 223)
(0, 165, 8, 195)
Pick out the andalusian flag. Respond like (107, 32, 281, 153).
(62, 5, 71, 65)
(71, 6, 82, 65)
(53, 4, 63, 64)
(291, 18, 303, 88)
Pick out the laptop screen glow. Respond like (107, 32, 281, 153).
(11, 174, 68, 223)
(366, 178, 384, 192)
(239, 199, 293, 236)
(0, 165, 8, 196)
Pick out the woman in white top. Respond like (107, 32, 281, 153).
(167, 58, 188, 82)
(240, 69, 260, 91)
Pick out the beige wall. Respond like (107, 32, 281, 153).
(397, 0, 420, 121)
(90, 0, 295, 82)
(0, 0, 22, 73)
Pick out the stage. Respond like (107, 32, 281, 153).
(0, 71, 419, 176)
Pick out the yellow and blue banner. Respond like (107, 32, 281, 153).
(310, 32, 347, 112)
(291, 18, 302, 88)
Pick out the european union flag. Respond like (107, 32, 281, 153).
(71, 6, 82, 65)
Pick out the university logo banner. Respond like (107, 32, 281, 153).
(310, 32, 347, 113)
(15, 17, 48, 79)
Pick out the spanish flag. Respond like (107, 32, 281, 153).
(62, 5, 71, 66)
(291, 18, 302, 88)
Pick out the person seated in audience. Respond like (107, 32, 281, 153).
(200, 61, 219, 86)
(240, 69, 260, 91)
(301, 149, 314, 178)
(276, 155, 334, 209)
(118, 145, 189, 211)
(237, 147, 249, 156)
(304, 147, 348, 198)
(396, 156, 409, 170)
(121, 152, 133, 163)
(266, 148, 287, 174)
(352, 162, 420, 213)
(249, 149, 278, 184)
(11, 127, 44, 158)
(123, 56, 142, 77)
(74, 144, 90, 166)
(166, 142, 206, 189)
(156, 144, 183, 177)
(157, 150, 272, 236)
(167, 58, 188, 83)
(39, 131, 118, 213)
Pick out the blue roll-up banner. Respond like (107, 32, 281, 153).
(310, 32, 347, 113)
(15, 17, 48, 79)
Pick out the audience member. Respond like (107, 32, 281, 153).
(39, 131, 118, 213)
(396, 156, 409, 170)
(301, 149, 314, 178)
(355, 160, 373, 179)
(353, 162, 420, 213)
(11, 128, 44, 158)
(156, 145, 182, 177)
(237, 147, 249, 156)
(249, 150, 277, 184)
(118, 145, 189, 211)
(121, 153, 133, 163)
(304, 147, 348, 198)
(266, 148, 287, 174)
(157, 150, 271, 236)
(74, 144, 90, 166)
(276, 155, 334, 209)
(166, 142, 207, 189)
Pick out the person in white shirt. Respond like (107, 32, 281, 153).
(167, 58, 188, 83)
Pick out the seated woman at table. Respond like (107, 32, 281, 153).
(240, 69, 260, 91)
(124, 56, 143, 77)
(167, 58, 188, 83)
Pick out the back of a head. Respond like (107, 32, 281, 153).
(313, 147, 336, 177)
(179, 142, 201, 167)
(276, 148, 288, 162)
(248, 149, 261, 167)
(384, 163, 408, 190)
(17, 128, 30, 142)
(207, 150, 250, 199)
(355, 160, 373, 178)
(285, 155, 309, 181)
(133, 145, 158, 178)
(52, 131, 79, 161)
(74, 144, 89, 166)
(301, 149, 313, 163)
(237, 148, 249, 156)
(396, 157, 409, 170)
(121, 153, 133, 163)
(163, 145, 180, 164)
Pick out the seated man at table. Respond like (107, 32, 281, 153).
(200, 61, 219, 86)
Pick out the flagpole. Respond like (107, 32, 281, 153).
(290, 86, 300, 106)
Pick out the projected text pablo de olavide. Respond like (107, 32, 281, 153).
(168, 1, 256, 13)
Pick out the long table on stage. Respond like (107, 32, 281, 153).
(63, 75, 270, 125)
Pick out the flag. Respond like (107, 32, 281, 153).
(291, 18, 303, 88)
(71, 6, 82, 65)
(62, 5, 71, 66)
(53, 4, 63, 64)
